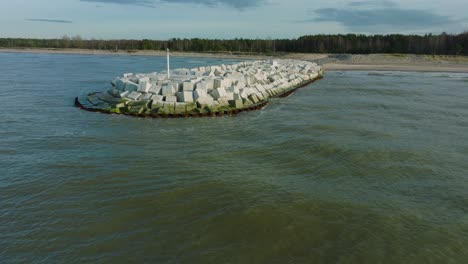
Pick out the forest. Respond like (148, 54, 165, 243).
(1, 32, 467, 55)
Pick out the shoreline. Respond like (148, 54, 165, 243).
(2, 48, 468, 73)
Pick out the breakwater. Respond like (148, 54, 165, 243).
(75, 59, 323, 117)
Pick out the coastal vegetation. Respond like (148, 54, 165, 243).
(1, 32, 468, 55)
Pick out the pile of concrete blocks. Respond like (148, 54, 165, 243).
(109, 59, 322, 113)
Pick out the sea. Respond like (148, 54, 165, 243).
(1, 52, 468, 263)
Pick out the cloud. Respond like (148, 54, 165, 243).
(162, 0, 263, 9)
(306, 1, 455, 32)
(26, 19, 73, 24)
(80, 0, 155, 7)
(79, 0, 263, 9)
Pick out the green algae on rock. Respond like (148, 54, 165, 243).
(75, 59, 323, 118)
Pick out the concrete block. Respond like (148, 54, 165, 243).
(211, 87, 227, 100)
(151, 95, 164, 102)
(243, 98, 254, 106)
(196, 95, 214, 107)
(183, 82, 194, 91)
(148, 84, 162, 95)
(120, 91, 130, 98)
(214, 79, 222, 89)
(138, 81, 152, 93)
(256, 93, 265, 101)
(177, 92, 194, 103)
(161, 86, 175, 96)
(138, 77, 150, 83)
(229, 99, 243, 109)
(125, 81, 139, 92)
(225, 92, 234, 101)
(115, 79, 126, 90)
(151, 100, 164, 109)
(163, 102, 175, 113)
(127, 91, 142, 101)
(193, 89, 207, 101)
(141, 93, 152, 101)
(171, 83, 181, 92)
(217, 98, 229, 106)
(248, 94, 260, 104)
(164, 95, 177, 103)
(107, 89, 121, 98)
(174, 102, 186, 114)
(185, 103, 197, 112)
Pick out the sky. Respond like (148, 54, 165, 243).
(0, 0, 467, 39)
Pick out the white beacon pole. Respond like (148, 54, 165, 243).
(166, 48, 170, 79)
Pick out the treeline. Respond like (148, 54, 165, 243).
(1, 32, 467, 55)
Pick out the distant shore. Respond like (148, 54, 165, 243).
(2, 47, 468, 73)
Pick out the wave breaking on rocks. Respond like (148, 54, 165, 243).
(75, 59, 323, 118)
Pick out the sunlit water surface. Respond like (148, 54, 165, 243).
(1, 52, 468, 263)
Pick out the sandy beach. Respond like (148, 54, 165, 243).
(2, 48, 468, 73)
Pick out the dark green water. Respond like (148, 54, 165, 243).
(1, 53, 468, 263)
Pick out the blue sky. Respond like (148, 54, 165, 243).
(0, 0, 466, 39)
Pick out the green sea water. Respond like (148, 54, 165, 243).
(1, 52, 468, 263)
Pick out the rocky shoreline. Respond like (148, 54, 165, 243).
(75, 59, 323, 118)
